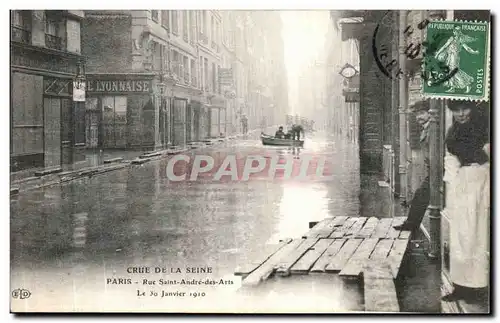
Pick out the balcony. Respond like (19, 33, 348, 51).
(45, 34, 65, 51)
(11, 26, 31, 44)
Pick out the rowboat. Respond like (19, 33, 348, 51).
(260, 133, 304, 147)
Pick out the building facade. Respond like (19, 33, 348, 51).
(80, 10, 287, 151)
(11, 10, 288, 174)
(329, 10, 491, 312)
(10, 10, 86, 172)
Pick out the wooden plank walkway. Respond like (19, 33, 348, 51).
(234, 215, 413, 312)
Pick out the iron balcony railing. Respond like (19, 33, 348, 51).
(45, 34, 65, 50)
(11, 26, 31, 44)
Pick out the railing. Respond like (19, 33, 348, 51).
(11, 26, 31, 44)
(45, 34, 65, 50)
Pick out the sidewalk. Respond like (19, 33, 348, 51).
(10, 127, 270, 195)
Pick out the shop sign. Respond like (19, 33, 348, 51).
(73, 79, 86, 102)
(87, 80, 153, 93)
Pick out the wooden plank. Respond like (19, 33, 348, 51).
(369, 239, 395, 260)
(387, 238, 410, 278)
(324, 238, 363, 272)
(363, 262, 400, 312)
(371, 218, 394, 238)
(290, 239, 334, 274)
(315, 216, 348, 238)
(243, 239, 305, 286)
(302, 218, 334, 238)
(386, 217, 407, 238)
(356, 217, 379, 237)
(344, 217, 368, 237)
(275, 238, 319, 276)
(339, 238, 379, 277)
(329, 217, 357, 238)
(310, 239, 346, 272)
(234, 238, 292, 276)
(399, 230, 411, 239)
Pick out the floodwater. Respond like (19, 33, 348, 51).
(10, 132, 439, 313)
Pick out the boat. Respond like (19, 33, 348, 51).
(260, 133, 304, 147)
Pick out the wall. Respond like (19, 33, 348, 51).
(81, 14, 133, 73)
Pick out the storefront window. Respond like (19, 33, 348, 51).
(102, 96, 127, 148)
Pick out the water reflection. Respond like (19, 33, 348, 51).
(10, 133, 363, 312)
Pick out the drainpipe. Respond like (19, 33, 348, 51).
(427, 9, 453, 259)
(391, 11, 400, 196)
(398, 10, 408, 202)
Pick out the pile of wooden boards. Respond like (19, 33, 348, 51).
(234, 216, 412, 312)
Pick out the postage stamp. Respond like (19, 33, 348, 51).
(422, 20, 490, 101)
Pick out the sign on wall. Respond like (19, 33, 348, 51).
(218, 68, 234, 86)
(73, 79, 86, 102)
(87, 80, 153, 93)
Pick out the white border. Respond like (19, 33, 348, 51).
(2, 1, 498, 322)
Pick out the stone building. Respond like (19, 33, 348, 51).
(10, 10, 85, 172)
(81, 10, 207, 151)
(328, 10, 491, 312)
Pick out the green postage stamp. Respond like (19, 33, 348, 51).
(422, 20, 490, 101)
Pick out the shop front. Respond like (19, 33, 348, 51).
(10, 42, 83, 172)
(84, 74, 156, 150)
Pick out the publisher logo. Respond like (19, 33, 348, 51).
(12, 288, 31, 299)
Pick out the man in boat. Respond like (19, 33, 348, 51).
(291, 124, 304, 140)
(274, 126, 285, 139)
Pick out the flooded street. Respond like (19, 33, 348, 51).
(11, 132, 367, 312)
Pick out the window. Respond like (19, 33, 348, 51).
(183, 56, 189, 83)
(189, 11, 196, 44)
(44, 12, 65, 50)
(151, 10, 159, 22)
(172, 50, 179, 75)
(172, 11, 179, 34)
(198, 56, 205, 90)
(190, 59, 196, 86)
(45, 18, 58, 36)
(161, 11, 169, 30)
(102, 96, 127, 148)
(211, 16, 215, 44)
(182, 11, 189, 41)
(152, 41, 161, 71)
(200, 11, 206, 34)
(212, 63, 217, 93)
(217, 64, 221, 93)
(162, 45, 169, 72)
(204, 58, 209, 91)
